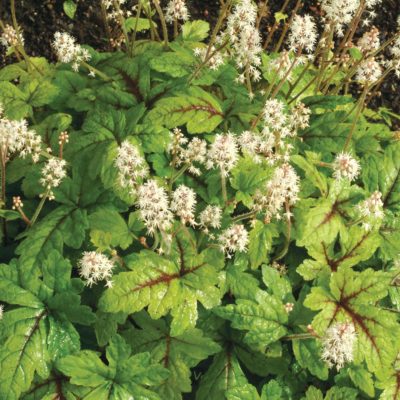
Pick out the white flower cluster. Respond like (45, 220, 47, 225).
(263, 99, 287, 131)
(0, 24, 24, 50)
(357, 26, 380, 54)
(389, 36, 400, 78)
(333, 152, 360, 182)
(289, 102, 312, 130)
(270, 51, 303, 81)
(0, 304, 3, 320)
(40, 158, 67, 199)
(0, 115, 42, 163)
(254, 163, 300, 220)
(194, 46, 225, 71)
(321, 0, 360, 37)
(321, 321, 356, 370)
(137, 180, 173, 235)
(356, 57, 382, 84)
(239, 100, 310, 165)
(52, 32, 91, 71)
(171, 128, 207, 176)
(115, 141, 148, 195)
(78, 251, 114, 288)
(287, 15, 318, 54)
(165, 0, 189, 23)
(239, 130, 272, 163)
(219, 224, 249, 256)
(171, 184, 197, 226)
(357, 190, 384, 230)
(101, 0, 131, 21)
(225, 0, 262, 82)
(206, 133, 239, 177)
(199, 205, 222, 233)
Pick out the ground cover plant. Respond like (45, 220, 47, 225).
(1, 0, 400, 399)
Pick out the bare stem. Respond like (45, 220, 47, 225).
(221, 172, 228, 204)
(81, 61, 113, 82)
(273, 0, 302, 54)
(343, 85, 368, 151)
(152, 0, 169, 48)
(270, 48, 302, 99)
(30, 190, 50, 227)
(232, 210, 257, 222)
(113, 0, 131, 54)
(131, 2, 144, 54)
(273, 200, 291, 261)
(282, 333, 316, 341)
(100, 1, 113, 50)
(0, 153, 7, 243)
(263, 0, 290, 50)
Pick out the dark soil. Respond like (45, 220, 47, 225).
(1, 0, 400, 121)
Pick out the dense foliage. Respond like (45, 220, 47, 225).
(1, 0, 400, 399)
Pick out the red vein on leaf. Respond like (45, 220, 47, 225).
(172, 102, 224, 118)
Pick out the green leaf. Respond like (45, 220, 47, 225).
(16, 206, 86, 267)
(325, 387, 358, 400)
(0, 263, 42, 307)
(262, 265, 292, 300)
(0, 308, 49, 400)
(379, 371, 400, 400)
(302, 95, 354, 111)
(261, 380, 285, 400)
(89, 209, 134, 250)
(145, 87, 224, 134)
(0, 250, 96, 399)
(292, 154, 328, 196)
(224, 261, 260, 300)
(26, 79, 59, 107)
(304, 267, 399, 375)
(100, 248, 222, 335)
(248, 221, 278, 269)
(125, 16, 151, 32)
(348, 365, 375, 397)
(57, 335, 168, 400)
(196, 351, 249, 400)
(349, 47, 363, 61)
(274, 12, 288, 23)
(292, 339, 328, 380)
(0, 81, 30, 118)
(182, 20, 210, 42)
(63, 0, 77, 19)
(94, 311, 127, 347)
(363, 142, 400, 213)
(150, 52, 194, 78)
(296, 197, 346, 249)
(214, 291, 288, 350)
(231, 157, 270, 208)
(124, 312, 220, 399)
(227, 383, 260, 400)
(0, 209, 21, 221)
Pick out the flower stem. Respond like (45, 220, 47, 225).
(282, 333, 316, 341)
(131, 2, 143, 53)
(30, 190, 50, 227)
(113, 0, 131, 55)
(221, 173, 228, 205)
(263, 0, 290, 50)
(273, 200, 291, 261)
(81, 61, 113, 82)
(232, 210, 257, 222)
(152, 0, 169, 48)
(273, 0, 302, 53)
(0, 153, 7, 243)
(343, 85, 368, 152)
